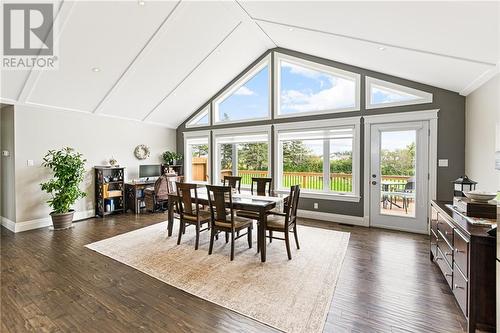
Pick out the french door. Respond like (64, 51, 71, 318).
(369, 121, 429, 233)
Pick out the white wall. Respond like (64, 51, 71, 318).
(14, 105, 176, 224)
(1, 105, 16, 222)
(465, 73, 500, 193)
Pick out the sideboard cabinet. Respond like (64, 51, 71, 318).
(430, 200, 496, 332)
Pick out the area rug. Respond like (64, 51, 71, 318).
(85, 221, 350, 333)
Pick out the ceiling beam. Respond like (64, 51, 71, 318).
(17, 1, 76, 103)
(253, 17, 497, 67)
(92, 0, 182, 114)
(142, 21, 243, 122)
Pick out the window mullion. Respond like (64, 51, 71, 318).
(323, 139, 330, 193)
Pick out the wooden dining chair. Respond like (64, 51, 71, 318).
(237, 177, 273, 221)
(176, 182, 211, 250)
(222, 176, 242, 193)
(251, 177, 272, 196)
(206, 185, 253, 261)
(265, 184, 301, 260)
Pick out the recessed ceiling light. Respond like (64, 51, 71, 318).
(288, 27, 294, 31)
(138, 0, 145, 6)
(378, 46, 386, 51)
(92, 67, 100, 72)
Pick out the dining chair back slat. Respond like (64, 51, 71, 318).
(176, 182, 199, 218)
(251, 177, 272, 196)
(206, 185, 233, 226)
(223, 176, 242, 193)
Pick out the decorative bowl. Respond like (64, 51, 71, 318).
(463, 190, 497, 203)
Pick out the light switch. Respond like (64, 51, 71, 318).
(27, 159, 34, 167)
(2, 150, 9, 157)
(438, 159, 448, 167)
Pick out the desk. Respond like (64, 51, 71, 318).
(167, 189, 287, 263)
(125, 181, 155, 214)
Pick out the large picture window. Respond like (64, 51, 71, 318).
(275, 53, 360, 118)
(213, 127, 271, 186)
(213, 56, 271, 124)
(186, 105, 209, 128)
(184, 131, 210, 184)
(366, 77, 433, 109)
(275, 119, 360, 200)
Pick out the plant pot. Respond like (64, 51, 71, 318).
(50, 210, 75, 230)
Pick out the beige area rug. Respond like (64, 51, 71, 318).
(85, 221, 350, 333)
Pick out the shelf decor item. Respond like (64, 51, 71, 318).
(40, 147, 87, 230)
(109, 157, 118, 167)
(452, 175, 477, 198)
(134, 145, 150, 160)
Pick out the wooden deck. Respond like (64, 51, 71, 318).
(1, 213, 466, 332)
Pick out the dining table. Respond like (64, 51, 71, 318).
(166, 188, 288, 262)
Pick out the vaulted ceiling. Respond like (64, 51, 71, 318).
(1, 1, 498, 128)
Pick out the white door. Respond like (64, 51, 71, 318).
(369, 121, 429, 233)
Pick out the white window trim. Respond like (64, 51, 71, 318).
(274, 117, 361, 202)
(366, 76, 433, 110)
(274, 52, 361, 119)
(362, 109, 439, 228)
(186, 105, 210, 128)
(183, 130, 211, 184)
(212, 55, 272, 125)
(212, 125, 272, 186)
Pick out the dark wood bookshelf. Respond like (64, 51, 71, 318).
(94, 166, 125, 217)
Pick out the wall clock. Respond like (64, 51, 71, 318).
(134, 144, 150, 160)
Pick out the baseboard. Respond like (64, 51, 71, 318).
(6, 209, 95, 233)
(1, 217, 16, 232)
(297, 209, 368, 227)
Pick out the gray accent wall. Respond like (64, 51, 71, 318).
(176, 48, 465, 217)
(1, 105, 16, 222)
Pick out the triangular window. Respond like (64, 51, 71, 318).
(366, 77, 433, 109)
(186, 106, 209, 128)
(213, 56, 271, 124)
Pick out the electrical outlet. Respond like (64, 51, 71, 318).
(27, 159, 34, 167)
(2, 150, 9, 157)
(313, 202, 319, 209)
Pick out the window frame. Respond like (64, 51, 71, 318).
(183, 130, 211, 184)
(366, 76, 433, 109)
(274, 117, 361, 202)
(186, 105, 210, 128)
(212, 125, 272, 186)
(212, 55, 272, 126)
(274, 52, 361, 119)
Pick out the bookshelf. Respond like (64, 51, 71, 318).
(95, 166, 125, 217)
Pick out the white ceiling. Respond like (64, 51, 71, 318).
(1, 1, 499, 128)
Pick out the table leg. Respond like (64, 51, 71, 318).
(167, 198, 174, 237)
(259, 210, 267, 262)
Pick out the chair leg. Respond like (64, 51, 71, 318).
(195, 223, 200, 250)
(269, 230, 273, 243)
(230, 231, 235, 261)
(177, 221, 184, 245)
(247, 225, 252, 249)
(285, 230, 292, 260)
(293, 225, 300, 249)
(225, 231, 229, 243)
(208, 228, 215, 255)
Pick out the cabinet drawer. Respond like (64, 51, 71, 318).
(453, 264, 468, 317)
(453, 229, 469, 277)
(437, 233, 454, 268)
(430, 206, 439, 235)
(430, 229, 438, 258)
(436, 248, 453, 289)
(437, 215, 454, 246)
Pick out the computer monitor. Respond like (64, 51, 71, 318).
(139, 165, 161, 179)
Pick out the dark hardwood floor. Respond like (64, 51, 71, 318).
(1, 213, 467, 333)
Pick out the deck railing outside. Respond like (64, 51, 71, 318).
(220, 169, 411, 192)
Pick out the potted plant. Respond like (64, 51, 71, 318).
(162, 151, 183, 165)
(40, 147, 87, 230)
